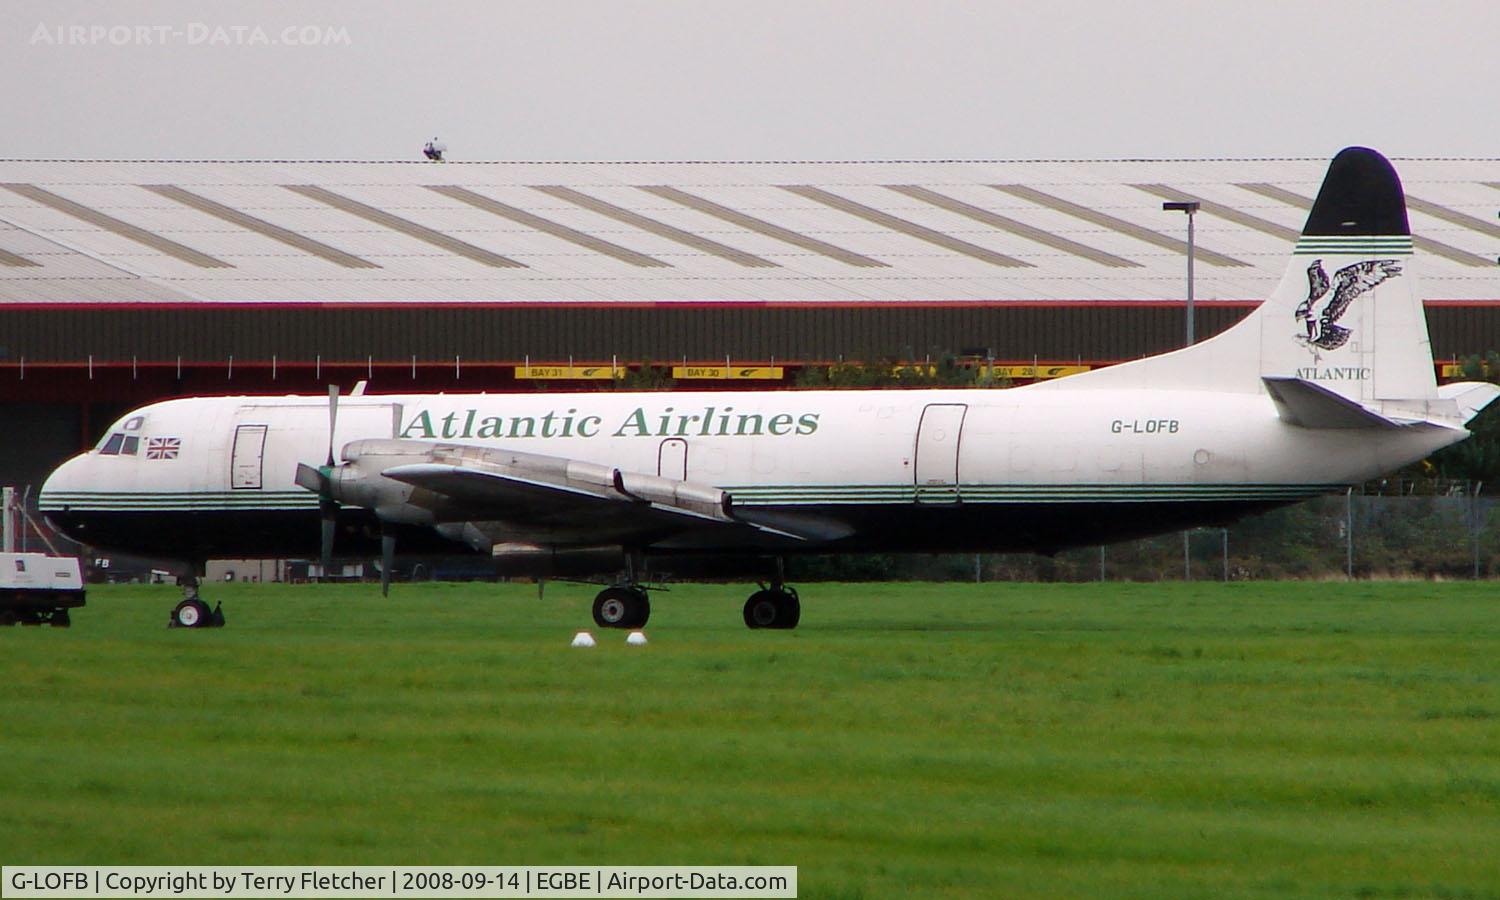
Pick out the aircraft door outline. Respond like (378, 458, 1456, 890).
(658, 438, 688, 480)
(230, 424, 269, 490)
(914, 403, 967, 503)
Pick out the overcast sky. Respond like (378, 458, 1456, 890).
(3, 0, 1496, 162)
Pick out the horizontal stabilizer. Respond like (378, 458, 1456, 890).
(1437, 381, 1500, 425)
(1263, 377, 1403, 429)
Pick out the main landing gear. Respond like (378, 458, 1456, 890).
(743, 557, 801, 629)
(587, 556, 801, 631)
(592, 553, 651, 630)
(743, 584, 800, 629)
(169, 575, 225, 629)
(592, 585, 650, 629)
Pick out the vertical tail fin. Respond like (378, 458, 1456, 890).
(1259, 147, 1434, 403)
(1044, 147, 1438, 404)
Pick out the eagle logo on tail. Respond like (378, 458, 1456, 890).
(1294, 258, 1402, 351)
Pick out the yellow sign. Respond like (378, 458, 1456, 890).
(1440, 363, 1468, 378)
(514, 365, 625, 380)
(888, 364, 1091, 379)
(671, 366, 785, 380)
(991, 365, 1091, 379)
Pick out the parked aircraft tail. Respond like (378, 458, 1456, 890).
(1043, 147, 1497, 427)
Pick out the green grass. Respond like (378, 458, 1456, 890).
(3, 581, 1500, 898)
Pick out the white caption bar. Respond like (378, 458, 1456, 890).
(2, 867, 797, 899)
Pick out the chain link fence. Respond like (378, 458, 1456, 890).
(787, 481, 1499, 582)
(980, 481, 1495, 582)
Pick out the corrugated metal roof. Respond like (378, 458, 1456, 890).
(532, 185, 777, 268)
(0, 157, 1494, 304)
(142, 184, 379, 269)
(781, 184, 1030, 268)
(1, 182, 232, 268)
(637, 185, 887, 268)
(886, 184, 1139, 268)
(0, 245, 39, 267)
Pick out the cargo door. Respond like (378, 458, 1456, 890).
(913, 403, 967, 503)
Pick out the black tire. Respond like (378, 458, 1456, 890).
(744, 590, 781, 629)
(776, 589, 801, 630)
(744, 588, 801, 630)
(593, 587, 648, 629)
(171, 598, 211, 628)
(49, 609, 71, 628)
(627, 589, 651, 629)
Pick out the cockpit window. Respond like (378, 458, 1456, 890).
(120, 436, 140, 456)
(99, 433, 125, 455)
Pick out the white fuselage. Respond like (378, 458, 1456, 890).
(39, 382, 1461, 563)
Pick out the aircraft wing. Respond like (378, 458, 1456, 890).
(331, 439, 813, 547)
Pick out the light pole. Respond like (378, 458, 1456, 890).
(1162, 200, 1200, 346)
(1164, 200, 1200, 580)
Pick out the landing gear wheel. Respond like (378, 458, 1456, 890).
(171, 598, 211, 629)
(593, 587, 650, 629)
(744, 588, 800, 630)
(777, 587, 801, 629)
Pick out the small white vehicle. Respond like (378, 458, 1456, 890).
(0, 553, 86, 627)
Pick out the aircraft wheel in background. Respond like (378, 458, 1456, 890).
(171, 598, 211, 628)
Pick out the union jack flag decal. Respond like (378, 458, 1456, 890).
(146, 437, 181, 460)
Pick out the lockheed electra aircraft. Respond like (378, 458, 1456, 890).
(40, 148, 1499, 630)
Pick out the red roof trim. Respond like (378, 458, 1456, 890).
(1, 299, 1267, 311)
(1, 299, 1495, 311)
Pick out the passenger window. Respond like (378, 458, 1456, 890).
(121, 436, 140, 456)
(100, 433, 124, 455)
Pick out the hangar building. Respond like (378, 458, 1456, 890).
(1, 155, 1497, 489)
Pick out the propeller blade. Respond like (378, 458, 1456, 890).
(380, 526, 396, 597)
(326, 383, 340, 467)
(294, 462, 329, 494)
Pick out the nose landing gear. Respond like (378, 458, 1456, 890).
(169, 575, 225, 629)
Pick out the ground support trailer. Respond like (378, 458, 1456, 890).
(0, 553, 85, 627)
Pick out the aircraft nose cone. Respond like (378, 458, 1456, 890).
(41, 453, 84, 499)
(38, 453, 89, 538)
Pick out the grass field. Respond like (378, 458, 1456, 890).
(3, 580, 1499, 899)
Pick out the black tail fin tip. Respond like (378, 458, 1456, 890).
(1303, 147, 1410, 237)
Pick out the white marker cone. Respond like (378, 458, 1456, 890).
(571, 631, 596, 648)
(626, 631, 648, 646)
